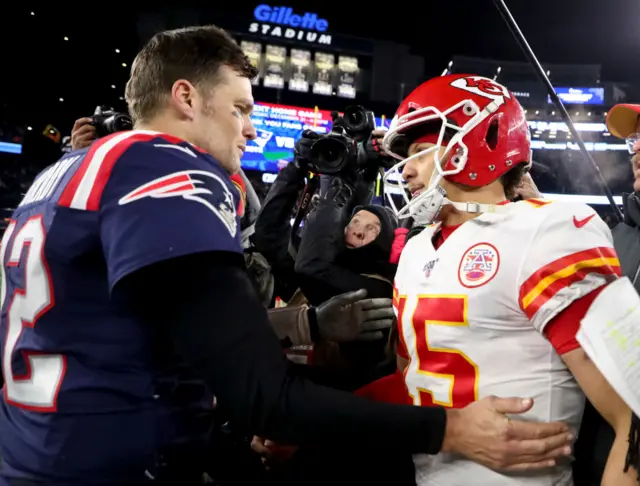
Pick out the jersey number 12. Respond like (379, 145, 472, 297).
(0, 216, 66, 412)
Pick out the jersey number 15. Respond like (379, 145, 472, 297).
(397, 294, 479, 409)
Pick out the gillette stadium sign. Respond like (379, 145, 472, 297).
(249, 4, 332, 45)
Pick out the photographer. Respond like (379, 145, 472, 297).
(253, 108, 390, 301)
(295, 184, 397, 307)
(282, 119, 396, 388)
(70, 112, 392, 349)
(70, 107, 133, 151)
(70, 117, 98, 150)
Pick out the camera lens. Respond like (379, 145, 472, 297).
(105, 114, 133, 134)
(347, 110, 363, 126)
(344, 107, 366, 132)
(310, 136, 348, 174)
(113, 114, 133, 132)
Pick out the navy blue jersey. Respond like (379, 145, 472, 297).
(0, 131, 243, 484)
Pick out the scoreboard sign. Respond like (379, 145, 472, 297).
(248, 4, 332, 45)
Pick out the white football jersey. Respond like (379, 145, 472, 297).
(394, 199, 621, 486)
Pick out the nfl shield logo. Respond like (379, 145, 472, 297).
(423, 258, 439, 278)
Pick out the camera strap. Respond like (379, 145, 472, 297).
(288, 176, 320, 261)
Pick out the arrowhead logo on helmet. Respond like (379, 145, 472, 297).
(450, 76, 512, 105)
(381, 74, 531, 226)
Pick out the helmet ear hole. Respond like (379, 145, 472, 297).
(485, 118, 500, 150)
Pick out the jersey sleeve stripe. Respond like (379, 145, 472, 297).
(524, 199, 552, 208)
(523, 265, 619, 319)
(519, 247, 621, 318)
(58, 131, 161, 211)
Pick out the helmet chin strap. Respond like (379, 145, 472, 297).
(447, 199, 512, 215)
(409, 185, 512, 226)
(407, 163, 512, 225)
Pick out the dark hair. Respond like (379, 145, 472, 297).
(125, 25, 258, 123)
(500, 163, 529, 200)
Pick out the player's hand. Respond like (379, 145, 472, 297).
(70, 117, 97, 151)
(441, 396, 573, 472)
(314, 289, 393, 343)
(514, 173, 541, 200)
(250, 436, 298, 470)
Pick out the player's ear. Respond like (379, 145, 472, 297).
(170, 79, 197, 119)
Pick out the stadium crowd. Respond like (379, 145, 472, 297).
(1, 22, 640, 486)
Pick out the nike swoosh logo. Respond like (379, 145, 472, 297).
(573, 214, 595, 228)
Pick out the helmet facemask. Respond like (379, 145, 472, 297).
(382, 98, 489, 225)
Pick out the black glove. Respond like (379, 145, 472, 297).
(323, 176, 354, 210)
(309, 289, 394, 343)
(356, 129, 394, 182)
(293, 129, 321, 171)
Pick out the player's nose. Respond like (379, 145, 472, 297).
(243, 118, 257, 141)
(401, 159, 417, 182)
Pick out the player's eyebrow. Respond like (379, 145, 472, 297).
(237, 99, 254, 115)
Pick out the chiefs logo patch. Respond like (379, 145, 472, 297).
(458, 242, 500, 288)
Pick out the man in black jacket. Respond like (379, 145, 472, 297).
(295, 193, 398, 307)
(572, 104, 640, 486)
(608, 104, 640, 483)
(607, 104, 640, 292)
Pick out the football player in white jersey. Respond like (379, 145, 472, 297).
(382, 74, 637, 486)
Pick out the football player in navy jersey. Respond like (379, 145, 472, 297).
(0, 24, 574, 485)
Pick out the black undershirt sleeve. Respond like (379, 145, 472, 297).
(113, 251, 446, 453)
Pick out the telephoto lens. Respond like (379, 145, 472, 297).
(91, 106, 133, 138)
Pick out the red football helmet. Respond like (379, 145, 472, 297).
(382, 74, 532, 224)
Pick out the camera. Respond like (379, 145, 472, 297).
(309, 105, 376, 175)
(91, 106, 133, 138)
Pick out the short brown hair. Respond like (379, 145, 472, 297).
(125, 25, 258, 123)
(500, 163, 529, 200)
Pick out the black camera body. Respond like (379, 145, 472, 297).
(309, 105, 376, 176)
(91, 106, 133, 138)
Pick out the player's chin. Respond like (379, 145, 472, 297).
(220, 156, 242, 175)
